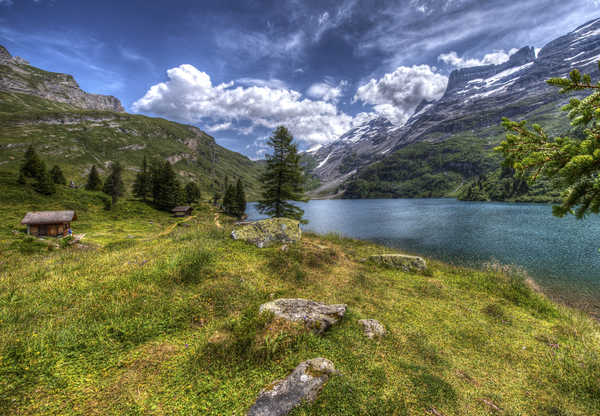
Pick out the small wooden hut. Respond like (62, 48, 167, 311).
(21, 210, 77, 237)
(171, 206, 193, 217)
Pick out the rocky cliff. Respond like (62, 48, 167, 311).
(0, 45, 124, 112)
(307, 17, 600, 196)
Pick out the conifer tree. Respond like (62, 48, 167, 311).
(132, 156, 152, 201)
(212, 190, 222, 207)
(19, 145, 45, 181)
(49, 165, 66, 185)
(103, 162, 125, 207)
(153, 161, 182, 210)
(184, 182, 201, 204)
(497, 62, 600, 218)
(235, 178, 246, 218)
(85, 165, 103, 191)
(257, 126, 306, 220)
(34, 168, 56, 195)
(222, 184, 235, 215)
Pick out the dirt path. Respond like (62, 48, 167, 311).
(214, 213, 222, 229)
(157, 215, 197, 237)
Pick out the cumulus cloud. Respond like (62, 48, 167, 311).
(133, 64, 361, 146)
(438, 48, 519, 68)
(306, 80, 348, 103)
(353, 65, 448, 124)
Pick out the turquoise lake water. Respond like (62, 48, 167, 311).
(247, 199, 600, 304)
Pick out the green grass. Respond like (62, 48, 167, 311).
(0, 175, 599, 415)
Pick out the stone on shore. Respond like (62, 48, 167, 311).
(259, 298, 346, 334)
(368, 254, 427, 273)
(232, 218, 301, 248)
(358, 319, 386, 339)
(247, 358, 338, 416)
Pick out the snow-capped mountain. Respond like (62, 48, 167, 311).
(307, 17, 600, 194)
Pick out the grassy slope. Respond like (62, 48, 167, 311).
(0, 92, 263, 200)
(1, 175, 599, 415)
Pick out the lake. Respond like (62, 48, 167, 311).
(247, 199, 600, 308)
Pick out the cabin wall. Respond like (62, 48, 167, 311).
(28, 222, 69, 237)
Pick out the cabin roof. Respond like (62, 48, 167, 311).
(171, 206, 192, 212)
(21, 210, 77, 225)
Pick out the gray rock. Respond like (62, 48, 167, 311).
(260, 298, 346, 334)
(358, 319, 386, 339)
(247, 358, 338, 416)
(0, 44, 124, 112)
(369, 254, 427, 273)
(232, 218, 301, 248)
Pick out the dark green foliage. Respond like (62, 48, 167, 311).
(102, 162, 125, 207)
(19, 145, 45, 181)
(235, 178, 246, 217)
(132, 156, 151, 201)
(222, 179, 247, 218)
(212, 190, 222, 207)
(49, 165, 66, 185)
(175, 248, 214, 284)
(33, 168, 56, 195)
(497, 64, 600, 218)
(257, 126, 306, 220)
(85, 165, 102, 191)
(151, 160, 182, 210)
(184, 182, 201, 204)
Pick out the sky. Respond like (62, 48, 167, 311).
(1, 0, 599, 159)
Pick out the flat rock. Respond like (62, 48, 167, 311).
(232, 218, 301, 248)
(358, 319, 386, 339)
(369, 254, 427, 273)
(247, 358, 338, 416)
(260, 298, 346, 334)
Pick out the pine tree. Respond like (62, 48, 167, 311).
(103, 162, 125, 207)
(235, 178, 246, 218)
(212, 190, 222, 207)
(257, 126, 306, 220)
(132, 156, 152, 201)
(85, 165, 103, 191)
(222, 184, 235, 215)
(497, 62, 600, 218)
(184, 182, 201, 204)
(19, 145, 45, 181)
(49, 165, 66, 185)
(153, 161, 182, 210)
(34, 168, 56, 195)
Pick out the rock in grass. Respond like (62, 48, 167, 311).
(247, 358, 338, 416)
(259, 299, 346, 334)
(358, 319, 386, 339)
(368, 254, 427, 273)
(231, 218, 301, 248)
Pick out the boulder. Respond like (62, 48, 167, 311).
(232, 218, 301, 248)
(260, 298, 346, 334)
(368, 254, 427, 273)
(358, 319, 386, 339)
(247, 358, 338, 416)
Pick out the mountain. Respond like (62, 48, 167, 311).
(307, 17, 600, 199)
(0, 46, 263, 199)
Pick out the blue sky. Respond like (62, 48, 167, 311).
(1, 0, 599, 158)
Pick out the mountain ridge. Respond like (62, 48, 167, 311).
(307, 17, 600, 198)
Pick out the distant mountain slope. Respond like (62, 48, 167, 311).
(307, 17, 600, 199)
(0, 46, 263, 199)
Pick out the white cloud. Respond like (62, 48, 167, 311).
(438, 48, 519, 68)
(236, 78, 288, 89)
(206, 122, 232, 132)
(306, 80, 347, 103)
(133, 64, 361, 146)
(353, 65, 448, 124)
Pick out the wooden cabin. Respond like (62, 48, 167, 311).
(172, 206, 193, 217)
(21, 210, 77, 237)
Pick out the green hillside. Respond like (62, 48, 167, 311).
(0, 91, 263, 200)
(0, 173, 599, 415)
(343, 101, 571, 202)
